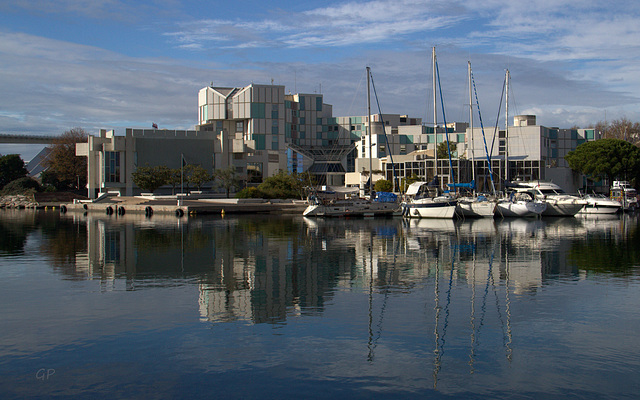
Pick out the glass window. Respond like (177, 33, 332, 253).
(253, 134, 266, 150)
(103, 152, 120, 183)
(251, 103, 265, 118)
(236, 121, 244, 132)
(247, 163, 262, 183)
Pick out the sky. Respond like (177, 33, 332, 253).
(1, 0, 640, 161)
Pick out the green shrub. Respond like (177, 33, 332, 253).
(2, 177, 41, 194)
(236, 187, 264, 198)
(374, 179, 393, 193)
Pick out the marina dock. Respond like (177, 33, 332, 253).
(59, 195, 308, 216)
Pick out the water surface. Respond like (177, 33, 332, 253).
(1, 210, 639, 399)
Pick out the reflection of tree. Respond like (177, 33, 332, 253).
(567, 229, 640, 274)
(0, 211, 37, 254)
(39, 214, 88, 276)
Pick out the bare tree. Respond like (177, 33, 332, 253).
(46, 128, 88, 191)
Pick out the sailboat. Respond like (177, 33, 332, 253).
(456, 62, 498, 218)
(494, 70, 546, 218)
(401, 47, 458, 219)
(303, 67, 400, 218)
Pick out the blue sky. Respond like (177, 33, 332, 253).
(1, 0, 640, 160)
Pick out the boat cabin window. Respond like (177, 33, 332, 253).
(539, 188, 564, 195)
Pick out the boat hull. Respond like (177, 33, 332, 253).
(496, 200, 546, 218)
(303, 200, 399, 218)
(457, 199, 496, 218)
(579, 204, 621, 214)
(402, 199, 458, 219)
(578, 197, 622, 215)
(541, 199, 586, 217)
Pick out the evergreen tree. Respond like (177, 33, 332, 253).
(0, 154, 28, 188)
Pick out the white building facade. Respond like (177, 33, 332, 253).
(77, 82, 601, 198)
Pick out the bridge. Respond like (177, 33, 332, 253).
(0, 134, 62, 144)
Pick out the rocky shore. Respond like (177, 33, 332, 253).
(0, 194, 38, 208)
(0, 192, 89, 209)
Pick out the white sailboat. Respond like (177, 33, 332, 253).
(401, 47, 458, 219)
(303, 67, 400, 218)
(457, 61, 497, 218)
(402, 180, 458, 219)
(494, 69, 546, 218)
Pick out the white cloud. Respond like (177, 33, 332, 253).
(3, 0, 640, 164)
(166, 0, 463, 50)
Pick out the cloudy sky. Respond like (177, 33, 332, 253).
(1, 0, 640, 160)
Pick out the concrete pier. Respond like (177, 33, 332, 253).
(60, 195, 308, 216)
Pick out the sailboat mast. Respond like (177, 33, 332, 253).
(367, 66, 373, 197)
(504, 69, 510, 184)
(432, 47, 438, 185)
(469, 61, 475, 190)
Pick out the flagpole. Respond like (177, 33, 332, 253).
(181, 153, 184, 195)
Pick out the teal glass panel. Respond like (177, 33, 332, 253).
(253, 134, 266, 150)
(251, 103, 266, 118)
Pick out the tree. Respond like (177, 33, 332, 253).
(185, 165, 211, 191)
(293, 171, 316, 199)
(0, 154, 28, 188)
(167, 168, 182, 195)
(131, 165, 170, 193)
(437, 141, 456, 159)
(565, 138, 640, 185)
(257, 170, 301, 199)
(46, 128, 88, 191)
(374, 179, 393, 192)
(596, 118, 640, 144)
(213, 166, 242, 198)
(400, 173, 422, 193)
(40, 170, 64, 191)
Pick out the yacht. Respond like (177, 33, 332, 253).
(513, 181, 587, 217)
(578, 194, 622, 214)
(495, 192, 547, 218)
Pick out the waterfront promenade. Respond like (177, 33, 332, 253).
(59, 194, 308, 216)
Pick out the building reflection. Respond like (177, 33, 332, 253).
(61, 211, 638, 325)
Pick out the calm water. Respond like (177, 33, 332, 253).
(1, 210, 640, 399)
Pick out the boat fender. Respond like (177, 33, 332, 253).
(117, 206, 125, 216)
(106, 206, 114, 215)
(83, 204, 88, 210)
(145, 206, 153, 216)
(175, 208, 184, 217)
(60, 205, 67, 213)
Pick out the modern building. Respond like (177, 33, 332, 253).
(371, 115, 601, 194)
(76, 82, 601, 198)
(76, 128, 216, 198)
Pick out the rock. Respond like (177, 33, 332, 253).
(0, 195, 38, 209)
